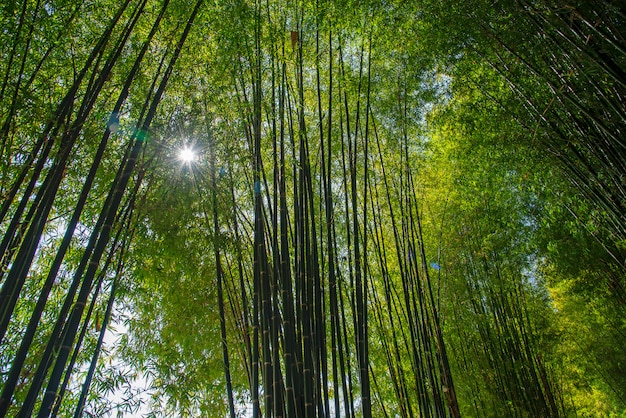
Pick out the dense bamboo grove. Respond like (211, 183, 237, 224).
(0, 0, 624, 416)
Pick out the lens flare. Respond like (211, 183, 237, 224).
(178, 147, 196, 162)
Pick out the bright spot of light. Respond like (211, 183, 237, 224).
(178, 147, 196, 163)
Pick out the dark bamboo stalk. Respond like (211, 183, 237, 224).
(0, 0, 136, 337)
(251, 1, 263, 415)
(207, 125, 237, 418)
(73, 276, 117, 418)
(0, 2, 167, 410)
(35, 2, 203, 415)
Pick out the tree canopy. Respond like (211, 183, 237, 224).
(0, 0, 624, 416)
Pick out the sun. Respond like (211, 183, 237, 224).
(178, 146, 197, 163)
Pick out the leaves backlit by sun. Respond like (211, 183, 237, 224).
(178, 147, 197, 163)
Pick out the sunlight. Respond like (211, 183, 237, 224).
(178, 146, 196, 163)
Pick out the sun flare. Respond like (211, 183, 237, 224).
(178, 147, 196, 163)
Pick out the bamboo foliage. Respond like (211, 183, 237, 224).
(190, 2, 468, 415)
(474, 0, 625, 255)
(0, 1, 206, 415)
(2, 0, 623, 416)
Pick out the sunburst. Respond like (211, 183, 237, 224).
(178, 146, 197, 163)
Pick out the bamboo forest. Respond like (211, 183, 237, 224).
(0, 0, 625, 416)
